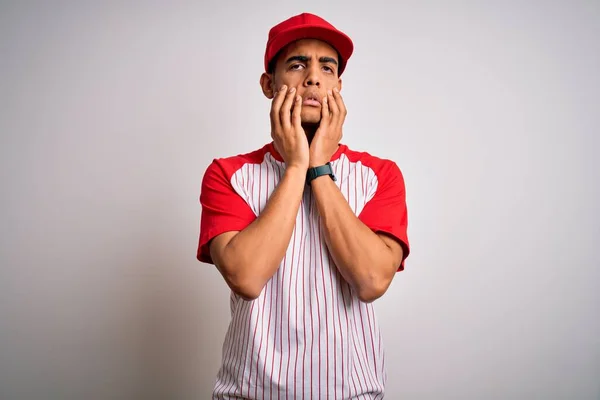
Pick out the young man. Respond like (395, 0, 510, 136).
(197, 12, 410, 399)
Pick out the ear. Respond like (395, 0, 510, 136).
(337, 78, 343, 92)
(260, 73, 275, 99)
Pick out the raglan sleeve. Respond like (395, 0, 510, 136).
(196, 159, 257, 264)
(358, 161, 410, 271)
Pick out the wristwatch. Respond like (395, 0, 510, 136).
(306, 162, 337, 186)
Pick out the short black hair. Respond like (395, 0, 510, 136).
(267, 48, 284, 74)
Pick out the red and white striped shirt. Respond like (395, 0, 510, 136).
(197, 142, 410, 399)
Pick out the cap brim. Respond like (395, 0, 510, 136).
(265, 25, 354, 76)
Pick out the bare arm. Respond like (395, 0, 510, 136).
(310, 176, 403, 302)
(210, 166, 306, 300)
(209, 85, 308, 300)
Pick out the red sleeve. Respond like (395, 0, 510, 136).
(196, 159, 257, 264)
(358, 161, 410, 271)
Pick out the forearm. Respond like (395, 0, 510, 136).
(221, 166, 306, 295)
(311, 176, 397, 302)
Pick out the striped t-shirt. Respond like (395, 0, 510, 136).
(197, 142, 410, 399)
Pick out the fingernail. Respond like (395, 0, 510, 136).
(327, 90, 333, 96)
(290, 87, 295, 93)
(281, 85, 287, 92)
(334, 87, 339, 93)
(323, 96, 328, 103)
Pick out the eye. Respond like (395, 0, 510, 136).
(290, 63, 305, 71)
(323, 65, 334, 73)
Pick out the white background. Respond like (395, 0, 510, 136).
(1, 1, 598, 399)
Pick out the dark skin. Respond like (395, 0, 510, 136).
(208, 39, 403, 302)
(259, 38, 345, 168)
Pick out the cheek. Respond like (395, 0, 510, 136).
(277, 74, 304, 89)
(324, 77, 340, 90)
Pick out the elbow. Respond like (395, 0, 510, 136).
(357, 287, 385, 303)
(355, 274, 393, 303)
(233, 286, 262, 301)
(219, 260, 267, 301)
(225, 273, 264, 301)
(216, 251, 265, 300)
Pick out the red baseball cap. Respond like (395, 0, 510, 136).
(264, 13, 354, 76)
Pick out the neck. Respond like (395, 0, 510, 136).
(302, 123, 318, 143)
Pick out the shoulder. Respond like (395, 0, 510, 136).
(202, 143, 272, 182)
(340, 144, 404, 181)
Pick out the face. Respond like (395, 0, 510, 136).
(260, 39, 343, 125)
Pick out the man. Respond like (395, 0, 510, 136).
(197, 12, 410, 399)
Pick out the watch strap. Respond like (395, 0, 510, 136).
(306, 162, 336, 185)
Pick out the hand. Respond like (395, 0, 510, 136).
(309, 87, 346, 167)
(270, 85, 309, 170)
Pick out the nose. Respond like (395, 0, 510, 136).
(303, 64, 321, 88)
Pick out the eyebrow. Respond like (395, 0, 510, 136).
(285, 55, 338, 66)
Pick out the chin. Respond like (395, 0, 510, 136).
(301, 109, 321, 125)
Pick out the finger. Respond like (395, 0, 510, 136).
(333, 87, 347, 123)
(292, 94, 302, 129)
(321, 93, 330, 126)
(327, 90, 339, 126)
(270, 85, 288, 132)
(280, 87, 296, 132)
